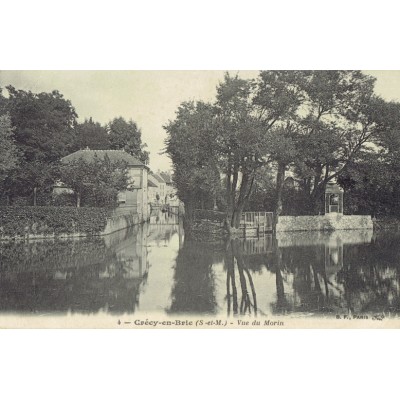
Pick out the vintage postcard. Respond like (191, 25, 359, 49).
(0, 70, 399, 328)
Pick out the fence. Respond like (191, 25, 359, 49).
(194, 210, 274, 233)
(240, 212, 273, 232)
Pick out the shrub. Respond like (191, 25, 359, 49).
(52, 192, 76, 207)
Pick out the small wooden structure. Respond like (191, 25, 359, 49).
(240, 212, 273, 236)
(325, 182, 344, 214)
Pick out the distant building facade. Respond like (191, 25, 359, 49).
(147, 173, 163, 205)
(159, 172, 179, 206)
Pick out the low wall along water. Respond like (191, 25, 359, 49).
(102, 212, 140, 235)
(276, 213, 373, 232)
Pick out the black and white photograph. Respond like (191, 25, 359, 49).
(1, 70, 400, 328)
(3, 2, 400, 400)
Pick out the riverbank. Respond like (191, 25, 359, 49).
(0, 206, 144, 241)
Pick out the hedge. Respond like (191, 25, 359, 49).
(0, 206, 113, 237)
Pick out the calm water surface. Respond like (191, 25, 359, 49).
(1, 210, 400, 318)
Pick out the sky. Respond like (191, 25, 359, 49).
(1, 70, 400, 172)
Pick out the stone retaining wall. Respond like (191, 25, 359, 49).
(276, 214, 373, 232)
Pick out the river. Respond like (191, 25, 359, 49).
(0, 210, 400, 319)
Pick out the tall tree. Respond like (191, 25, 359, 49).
(2, 86, 78, 203)
(164, 101, 220, 235)
(6, 86, 78, 162)
(75, 117, 110, 150)
(338, 101, 400, 217)
(108, 117, 149, 164)
(252, 71, 306, 225)
(216, 72, 303, 229)
(254, 70, 391, 215)
(290, 71, 379, 212)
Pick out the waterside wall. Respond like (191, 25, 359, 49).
(276, 213, 373, 232)
(101, 212, 141, 235)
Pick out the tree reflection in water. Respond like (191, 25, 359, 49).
(168, 240, 219, 314)
(225, 239, 258, 316)
(271, 236, 291, 314)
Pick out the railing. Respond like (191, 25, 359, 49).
(240, 212, 273, 232)
(193, 210, 274, 234)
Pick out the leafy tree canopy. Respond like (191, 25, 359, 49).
(75, 117, 110, 150)
(164, 101, 220, 228)
(5, 85, 78, 162)
(59, 154, 130, 208)
(108, 117, 149, 164)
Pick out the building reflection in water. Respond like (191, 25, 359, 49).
(0, 208, 183, 316)
(0, 225, 150, 314)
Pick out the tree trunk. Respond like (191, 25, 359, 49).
(310, 182, 326, 215)
(232, 173, 250, 228)
(183, 199, 195, 238)
(77, 192, 81, 208)
(33, 187, 37, 206)
(225, 164, 233, 231)
(273, 162, 286, 231)
(307, 165, 330, 214)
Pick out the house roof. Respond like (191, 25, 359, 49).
(147, 180, 158, 188)
(61, 149, 148, 168)
(159, 172, 172, 184)
(153, 174, 165, 183)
